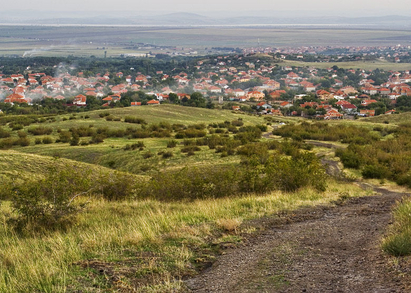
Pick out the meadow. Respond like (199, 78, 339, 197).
(0, 105, 410, 291)
(0, 105, 267, 175)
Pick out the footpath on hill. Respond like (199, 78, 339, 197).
(186, 183, 411, 292)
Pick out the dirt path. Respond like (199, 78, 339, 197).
(185, 185, 411, 292)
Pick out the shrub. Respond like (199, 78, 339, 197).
(167, 139, 178, 148)
(15, 137, 30, 147)
(162, 151, 174, 159)
(99, 112, 110, 117)
(0, 138, 15, 149)
(35, 138, 42, 144)
(0, 127, 11, 138)
(362, 164, 390, 179)
(11, 124, 23, 131)
(7, 164, 94, 232)
(58, 131, 72, 143)
(231, 119, 244, 127)
(181, 145, 201, 153)
(124, 116, 147, 124)
(98, 172, 138, 201)
(70, 134, 80, 146)
(124, 142, 145, 151)
(335, 148, 362, 169)
(137, 166, 238, 201)
(90, 134, 105, 144)
(17, 131, 27, 138)
(142, 151, 154, 159)
(42, 136, 53, 144)
(28, 126, 53, 136)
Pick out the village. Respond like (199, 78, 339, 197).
(0, 52, 410, 119)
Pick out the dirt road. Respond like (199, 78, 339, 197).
(186, 185, 411, 292)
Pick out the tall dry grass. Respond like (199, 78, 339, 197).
(0, 180, 368, 292)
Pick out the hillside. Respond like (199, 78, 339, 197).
(5, 105, 270, 175)
(0, 150, 146, 186)
(1, 106, 411, 292)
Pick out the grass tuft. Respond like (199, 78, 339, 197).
(382, 198, 411, 256)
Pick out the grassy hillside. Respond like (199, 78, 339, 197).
(0, 150, 146, 186)
(361, 112, 411, 124)
(0, 181, 368, 292)
(1, 105, 271, 175)
(3, 105, 409, 292)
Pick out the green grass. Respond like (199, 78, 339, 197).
(0, 180, 368, 292)
(382, 197, 411, 256)
(362, 112, 411, 124)
(0, 150, 146, 186)
(5, 105, 265, 174)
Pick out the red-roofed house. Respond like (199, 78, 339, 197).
(73, 94, 87, 106)
(360, 109, 375, 117)
(325, 108, 343, 119)
(147, 99, 160, 105)
(361, 99, 378, 106)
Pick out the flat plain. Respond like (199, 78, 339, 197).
(2, 25, 411, 57)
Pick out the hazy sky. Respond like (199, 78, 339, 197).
(2, 0, 411, 15)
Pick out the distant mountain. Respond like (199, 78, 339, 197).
(2, 10, 411, 28)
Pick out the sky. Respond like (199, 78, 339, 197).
(2, 0, 411, 16)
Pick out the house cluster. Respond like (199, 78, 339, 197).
(1, 53, 410, 119)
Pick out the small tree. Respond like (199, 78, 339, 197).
(8, 164, 94, 232)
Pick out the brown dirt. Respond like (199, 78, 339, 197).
(185, 185, 411, 292)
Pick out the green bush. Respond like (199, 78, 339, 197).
(58, 131, 72, 143)
(0, 138, 15, 149)
(0, 127, 11, 138)
(15, 137, 30, 147)
(362, 164, 390, 179)
(167, 139, 178, 148)
(11, 124, 23, 131)
(7, 165, 94, 232)
(42, 136, 53, 144)
(99, 112, 110, 117)
(142, 151, 154, 159)
(124, 116, 147, 124)
(335, 148, 362, 169)
(162, 151, 174, 159)
(98, 171, 139, 201)
(28, 126, 53, 136)
(137, 166, 238, 201)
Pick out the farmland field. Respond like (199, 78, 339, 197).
(2, 25, 411, 57)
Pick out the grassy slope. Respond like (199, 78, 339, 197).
(0, 181, 369, 292)
(361, 112, 411, 124)
(11, 105, 267, 174)
(0, 150, 146, 186)
(1, 106, 399, 292)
